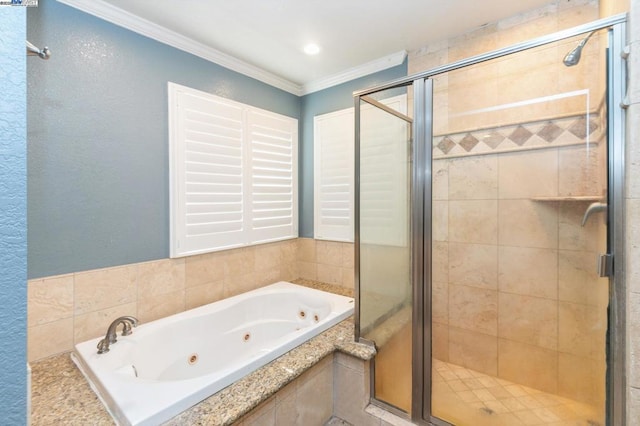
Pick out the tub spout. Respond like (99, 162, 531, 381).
(97, 316, 139, 354)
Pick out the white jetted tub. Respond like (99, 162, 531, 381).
(71, 281, 354, 426)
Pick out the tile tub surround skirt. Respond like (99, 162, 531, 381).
(72, 282, 356, 426)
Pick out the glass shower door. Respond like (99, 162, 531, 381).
(357, 85, 413, 413)
(429, 29, 610, 426)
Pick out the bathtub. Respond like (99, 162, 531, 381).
(71, 281, 354, 426)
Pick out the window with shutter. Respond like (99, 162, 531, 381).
(313, 94, 407, 244)
(169, 82, 297, 257)
(313, 108, 355, 242)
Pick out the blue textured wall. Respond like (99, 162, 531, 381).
(27, 1, 300, 279)
(0, 6, 28, 424)
(298, 62, 408, 237)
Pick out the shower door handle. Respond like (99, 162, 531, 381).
(597, 253, 613, 278)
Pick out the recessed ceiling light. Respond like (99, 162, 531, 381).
(303, 43, 320, 55)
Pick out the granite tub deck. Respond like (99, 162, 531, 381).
(31, 281, 375, 426)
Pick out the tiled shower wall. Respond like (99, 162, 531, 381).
(27, 238, 355, 362)
(626, 0, 640, 422)
(409, 0, 608, 406)
(430, 140, 608, 405)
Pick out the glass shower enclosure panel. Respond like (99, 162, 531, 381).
(357, 86, 413, 413)
(429, 29, 610, 426)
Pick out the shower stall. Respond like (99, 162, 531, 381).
(354, 15, 626, 426)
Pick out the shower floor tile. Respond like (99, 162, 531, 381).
(432, 359, 603, 426)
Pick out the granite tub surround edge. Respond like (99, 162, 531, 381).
(31, 282, 374, 425)
(291, 278, 354, 298)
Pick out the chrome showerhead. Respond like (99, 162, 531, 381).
(563, 31, 595, 67)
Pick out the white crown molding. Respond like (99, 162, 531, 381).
(301, 50, 407, 96)
(56, 0, 304, 95)
(56, 0, 407, 97)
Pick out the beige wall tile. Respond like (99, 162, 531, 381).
(558, 301, 607, 359)
(184, 252, 225, 288)
(223, 272, 258, 298)
(335, 352, 365, 375)
(448, 81, 499, 132)
(448, 26, 498, 64)
(498, 293, 558, 350)
(254, 267, 281, 287)
(448, 327, 497, 376)
(449, 200, 498, 245)
(448, 155, 498, 200)
(432, 281, 448, 324)
(498, 339, 558, 394)
(433, 200, 449, 242)
(627, 199, 640, 294)
(297, 261, 317, 281)
(241, 397, 276, 426)
(449, 284, 497, 336)
(316, 240, 343, 266)
(342, 242, 354, 269)
(628, 105, 640, 195)
(185, 280, 225, 310)
(255, 242, 283, 272)
(630, 292, 640, 388)
(558, 352, 606, 405)
(74, 264, 137, 315)
(74, 302, 137, 344)
(433, 322, 450, 362)
(558, 0, 600, 28)
(449, 243, 497, 290)
(28, 318, 73, 362)
(497, 6, 558, 46)
(137, 290, 185, 323)
(137, 258, 185, 299)
(223, 247, 256, 277)
(274, 389, 298, 425)
(499, 200, 558, 248)
(280, 239, 297, 265)
(341, 267, 354, 291)
(629, 386, 640, 426)
(297, 238, 316, 262)
(28, 275, 73, 327)
(557, 45, 602, 97)
(334, 360, 377, 425)
(433, 159, 449, 200)
(498, 150, 559, 199)
(558, 249, 605, 305)
(409, 40, 448, 74)
(432, 241, 449, 283)
(498, 246, 558, 299)
(297, 358, 333, 425)
(317, 264, 342, 286)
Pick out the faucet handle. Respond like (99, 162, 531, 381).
(97, 339, 110, 354)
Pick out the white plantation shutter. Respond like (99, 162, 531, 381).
(247, 109, 297, 243)
(314, 108, 354, 242)
(169, 83, 297, 257)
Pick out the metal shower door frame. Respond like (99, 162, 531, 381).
(354, 13, 627, 425)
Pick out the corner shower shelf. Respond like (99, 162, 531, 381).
(530, 195, 604, 202)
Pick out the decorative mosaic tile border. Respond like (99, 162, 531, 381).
(433, 114, 602, 159)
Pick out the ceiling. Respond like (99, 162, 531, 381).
(64, 0, 554, 95)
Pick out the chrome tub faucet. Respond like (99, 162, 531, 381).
(97, 316, 139, 354)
